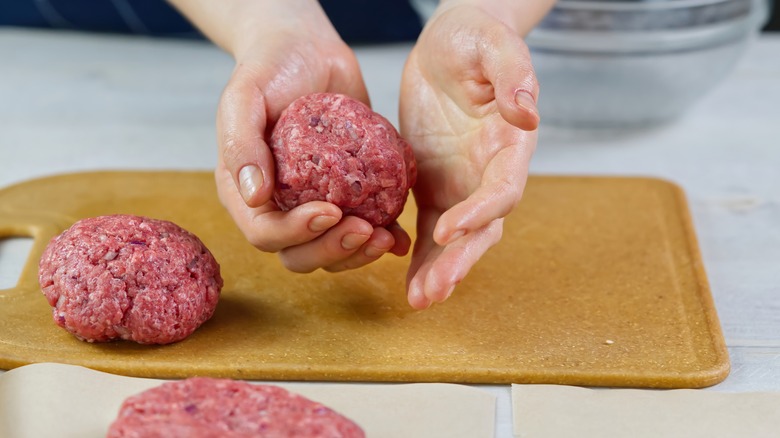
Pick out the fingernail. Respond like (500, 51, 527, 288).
(444, 284, 456, 300)
(238, 165, 263, 203)
(410, 289, 432, 310)
(446, 230, 465, 245)
(364, 245, 387, 258)
(431, 284, 456, 303)
(308, 215, 339, 233)
(417, 299, 432, 310)
(341, 233, 369, 250)
(514, 90, 538, 115)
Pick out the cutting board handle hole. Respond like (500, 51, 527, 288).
(0, 236, 35, 290)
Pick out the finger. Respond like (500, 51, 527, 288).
(217, 64, 276, 208)
(215, 163, 343, 252)
(408, 264, 434, 310)
(423, 219, 504, 304)
(327, 49, 372, 108)
(433, 133, 535, 245)
(323, 227, 395, 272)
(387, 222, 412, 256)
(480, 25, 540, 131)
(244, 203, 344, 253)
(278, 216, 374, 273)
(406, 210, 441, 309)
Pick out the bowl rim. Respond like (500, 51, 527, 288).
(554, 0, 749, 12)
(527, 0, 768, 53)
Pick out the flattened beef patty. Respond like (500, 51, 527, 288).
(107, 377, 365, 438)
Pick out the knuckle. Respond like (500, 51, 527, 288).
(505, 180, 524, 202)
(220, 133, 244, 170)
(520, 71, 540, 100)
(482, 22, 512, 48)
(217, 73, 266, 172)
(247, 232, 281, 253)
(278, 253, 315, 274)
(493, 179, 522, 216)
(325, 256, 366, 273)
(341, 259, 362, 271)
(489, 220, 504, 246)
(322, 265, 344, 273)
(494, 224, 504, 244)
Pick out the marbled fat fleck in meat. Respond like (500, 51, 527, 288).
(271, 93, 416, 227)
(107, 377, 365, 438)
(37, 215, 222, 345)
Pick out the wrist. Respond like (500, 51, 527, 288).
(433, 0, 555, 35)
(169, 0, 338, 60)
(231, 0, 341, 61)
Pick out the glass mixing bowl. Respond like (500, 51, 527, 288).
(527, 0, 771, 128)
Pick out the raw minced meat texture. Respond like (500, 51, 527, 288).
(271, 93, 417, 227)
(37, 215, 222, 344)
(107, 377, 365, 438)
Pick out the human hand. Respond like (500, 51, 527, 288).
(399, 2, 546, 309)
(171, 0, 412, 272)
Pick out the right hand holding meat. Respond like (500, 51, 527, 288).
(186, 0, 412, 272)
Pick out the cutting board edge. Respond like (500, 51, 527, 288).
(666, 178, 731, 371)
(0, 354, 730, 388)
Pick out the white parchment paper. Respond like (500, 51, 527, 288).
(513, 384, 780, 438)
(0, 363, 495, 438)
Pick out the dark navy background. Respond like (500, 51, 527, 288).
(0, 0, 776, 42)
(0, 0, 424, 43)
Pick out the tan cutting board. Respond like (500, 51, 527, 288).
(0, 172, 728, 388)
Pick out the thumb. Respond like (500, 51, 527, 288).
(480, 26, 540, 131)
(326, 49, 372, 109)
(216, 64, 276, 208)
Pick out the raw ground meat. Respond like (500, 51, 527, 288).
(107, 377, 365, 438)
(271, 93, 417, 227)
(37, 215, 222, 344)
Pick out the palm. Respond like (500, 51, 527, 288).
(401, 49, 523, 214)
(243, 37, 368, 121)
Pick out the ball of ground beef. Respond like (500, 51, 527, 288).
(37, 215, 222, 344)
(271, 93, 417, 227)
(107, 377, 365, 438)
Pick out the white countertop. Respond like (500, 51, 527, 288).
(1, 29, 779, 437)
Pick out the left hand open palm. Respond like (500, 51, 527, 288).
(399, 5, 540, 309)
